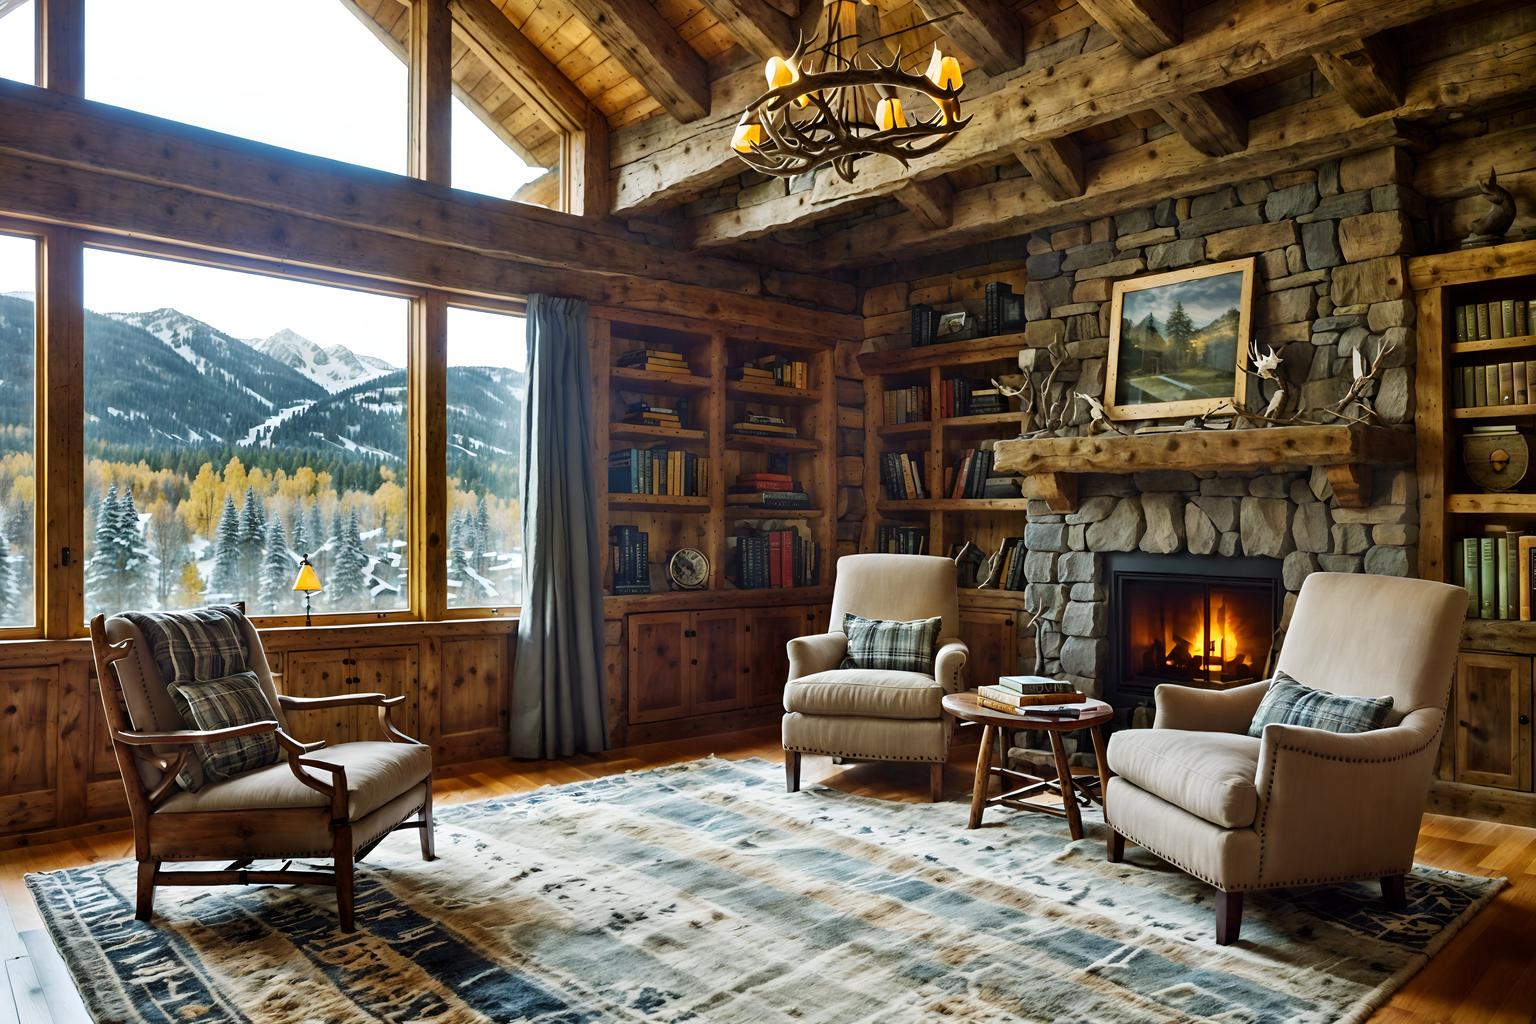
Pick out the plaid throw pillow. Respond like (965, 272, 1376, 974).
(1247, 670, 1394, 739)
(165, 671, 281, 786)
(840, 613, 943, 674)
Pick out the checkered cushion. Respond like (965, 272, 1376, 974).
(165, 671, 281, 786)
(1247, 670, 1394, 738)
(840, 613, 942, 675)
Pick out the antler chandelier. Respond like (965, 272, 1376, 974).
(730, 0, 969, 183)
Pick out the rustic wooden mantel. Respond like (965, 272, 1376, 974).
(992, 424, 1415, 512)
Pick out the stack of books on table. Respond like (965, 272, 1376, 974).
(617, 347, 691, 374)
(609, 525, 651, 594)
(976, 677, 1086, 715)
(727, 471, 811, 509)
(622, 399, 689, 429)
(730, 412, 799, 438)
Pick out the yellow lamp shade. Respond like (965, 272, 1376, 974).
(292, 559, 323, 593)
(732, 121, 764, 153)
(926, 50, 962, 91)
(875, 97, 906, 132)
(765, 55, 797, 90)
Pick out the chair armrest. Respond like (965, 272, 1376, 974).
(279, 693, 404, 711)
(115, 720, 279, 747)
(934, 638, 968, 693)
(1153, 680, 1270, 733)
(787, 632, 847, 680)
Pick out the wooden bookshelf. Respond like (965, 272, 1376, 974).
(1411, 238, 1536, 826)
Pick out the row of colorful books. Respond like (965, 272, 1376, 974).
(617, 347, 692, 375)
(940, 378, 1006, 418)
(621, 398, 691, 429)
(1452, 299, 1532, 343)
(608, 525, 651, 594)
(885, 385, 929, 425)
(947, 448, 1018, 499)
(874, 524, 929, 554)
(731, 355, 810, 390)
(730, 412, 800, 438)
(1450, 361, 1536, 408)
(726, 471, 811, 509)
(607, 448, 710, 497)
(880, 451, 928, 499)
(730, 528, 821, 589)
(1454, 530, 1536, 620)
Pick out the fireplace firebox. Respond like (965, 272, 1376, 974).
(1106, 553, 1284, 723)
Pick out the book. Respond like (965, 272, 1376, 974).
(1499, 363, 1515, 404)
(1520, 535, 1536, 621)
(1463, 539, 1479, 618)
(1455, 305, 1468, 342)
(1499, 534, 1512, 619)
(1480, 537, 1497, 619)
(997, 675, 1076, 694)
(977, 693, 1088, 715)
(1516, 362, 1529, 405)
(1477, 303, 1491, 340)
(1508, 531, 1525, 621)
(1504, 299, 1518, 338)
(1518, 299, 1530, 337)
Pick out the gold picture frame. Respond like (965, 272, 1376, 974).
(1104, 257, 1255, 421)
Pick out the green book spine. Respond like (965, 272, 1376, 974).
(1478, 303, 1491, 340)
(1461, 366, 1476, 408)
(1499, 535, 1512, 619)
(1465, 304, 1478, 341)
(1480, 537, 1497, 619)
(1509, 531, 1525, 621)
(1504, 299, 1517, 338)
(1475, 365, 1489, 406)
(1517, 299, 1529, 338)
(1464, 539, 1480, 618)
(1455, 305, 1468, 342)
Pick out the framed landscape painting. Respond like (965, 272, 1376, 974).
(1104, 258, 1255, 421)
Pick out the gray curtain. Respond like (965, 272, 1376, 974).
(510, 294, 608, 758)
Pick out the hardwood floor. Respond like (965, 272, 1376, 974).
(3, 725, 1534, 1023)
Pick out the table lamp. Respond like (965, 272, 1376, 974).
(292, 554, 323, 626)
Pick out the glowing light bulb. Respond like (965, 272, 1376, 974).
(875, 97, 906, 131)
(926, 49, 962, 90)
(765, 55, 796, 90)
(731, 121, 764, 153)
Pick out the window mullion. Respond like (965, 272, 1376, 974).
(411, 292, 449, 621)
(38, 227, 83, 637)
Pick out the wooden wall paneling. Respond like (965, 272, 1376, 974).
(860, 377, 881, 552)
(0, 666, 59, 833)
(745, 605, 815, 706)
(1414, 284, 1447, 581)
(435, 636, 509, 760)
(50, 657, 89, 829)
(602, 617, 628, 744)
(627, 611, 690, 723)
(693, 0, 797, 63)
(353, 644, 421, 738)
(562, 0, 711, 122)
(417, 632, 444, 751)
(690, 609, 746, 714)
(410, 0, 454, 186)
(956, 607, 1020, 689)
(83, 671, 127, 821)
(1454, 652, 1533, 792)
(412, 292, 449, 623)
(38, 228, 82, 638)
(281, 650, 357, 748)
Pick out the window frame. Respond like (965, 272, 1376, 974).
(0, 218, 43, 639)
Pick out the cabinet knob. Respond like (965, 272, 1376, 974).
(690, 658, 698, 666)
(1521, 715, 1531, 726)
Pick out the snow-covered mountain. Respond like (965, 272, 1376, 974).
(253, 327, 398, 393)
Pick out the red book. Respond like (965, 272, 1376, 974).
(952, 451, 973, 498)
(738, 474, 794, 487)
(768, 531, 783, 587)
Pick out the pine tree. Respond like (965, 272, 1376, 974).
(238, 485, 266, 593)
(329, 508, 369, 607)
(289, 506, 309, 560)
(257, 515, 292, 614)
(0, 525, 16, 625)
(210, 494, 242, 597)
(307, 504, 326, 576)
(473, 494, 492, 572)
(114, 488, 151, 608)
(447, 543, 470, 605)
(83, 485, 149, 612)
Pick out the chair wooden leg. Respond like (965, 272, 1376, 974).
(1216, 889, 1243, 946)
(333, 826, 356, 932)
(929, 762, 944, 802)
(419, 786, 437, 862)
(1381, 873, 1407, 910)
(785, 751, 801, 793)
(1108, 829, 1124, 863)
(135, 860, 158, 923)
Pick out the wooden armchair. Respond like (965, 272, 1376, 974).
(89, 608, 435, 932)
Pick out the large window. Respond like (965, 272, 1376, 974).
(85, 0, 407, 174)
(451, 97, 555, 206)
(82, 249, 410, 619)
(0, 232, 35, 629)
(0, 0, 33, 85)
(446, 305, 525, 609)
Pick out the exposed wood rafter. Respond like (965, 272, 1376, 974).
(409, 0, 453, 186)
(912, 0, 1025, 76)
(695, 0, 798, 63)
(1073, 0, 1181, 57)
(1315, 35, 1405, 116)
(1014, 137, 1086, 200)
(448, 0, 590, 132)
(1151, 87, 1249, 157)
(893, 177, 955, 230)
(564, 0, 711, 122)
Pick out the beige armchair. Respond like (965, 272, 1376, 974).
(1105, 572, 1466, 944)
(89, 608, 434, 932)
(782, 554, 968, 801)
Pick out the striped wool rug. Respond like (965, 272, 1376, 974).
(28, 757, 1502, 1024)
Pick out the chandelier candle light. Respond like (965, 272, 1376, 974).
(731, 0, 968, 182)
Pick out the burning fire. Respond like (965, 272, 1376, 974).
(1128, 585, 1269, 686)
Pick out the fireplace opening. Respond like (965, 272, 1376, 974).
(1106, 553, 1284, 722)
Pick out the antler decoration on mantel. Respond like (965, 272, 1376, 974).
(1209, 338, 1398, 428)
(993, 340, 1075, 437)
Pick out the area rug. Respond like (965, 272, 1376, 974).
(28, 757, 1504, 1024)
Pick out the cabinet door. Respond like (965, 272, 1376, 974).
(628, 613, 690, 723)
(1454, 652, 1533, 791)
(958, 610, 1021, 690)
(691, 609, 747, 715)
(0, 666, 59, 833)
(281, 649, 356, 747)
(435, 637, 509, 762)
(747, 605, 814, 707)
(353, 645, 419, 741)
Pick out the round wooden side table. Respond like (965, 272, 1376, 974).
(941, 691, 1114, 839)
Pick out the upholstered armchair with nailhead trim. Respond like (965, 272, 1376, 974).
(1103, 572, 1466, 945)
(782, 554, 968, 801)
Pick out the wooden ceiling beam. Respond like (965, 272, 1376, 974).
(1314, 35, 1405, 117)
(783, 25, 1536, 268)
(1014, 137, 1086, 200)
(893, 177, 955, 230)
(1073, 0, 1180, 57)
(564, 0, 711, 122)
(695, 0, 798, 63)
(448, 0, 590, 133)
(1152, 87, 1249, 157)
(912, 0, 1025, 76)
(680, 0, 1481, 242)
